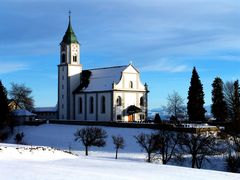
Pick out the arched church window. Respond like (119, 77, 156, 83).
(117, 115, 122, 120)
(140, 97, 144, 106)
(101, 96, 106, 113)
(61, 53, 66, 63)
(129, 81, 133, 88)
(116, 96, 122, 106)
(89, 97, 94, 114)
(73, 55, 77, 62)
(78, 97, 82, 114)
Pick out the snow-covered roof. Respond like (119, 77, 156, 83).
(12, 109, 36, 117)
(81, 65, 128, 92)
(34, 107, 57, 112)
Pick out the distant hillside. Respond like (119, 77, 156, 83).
(148, 105, 212, 120)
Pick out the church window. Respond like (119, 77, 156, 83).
(73, 55, 77, 62)
(129, 81, 133, 88)
(140, 114, 145, 120)
(61, 53, 66, 63)
(78, 97, 82, 114)
(116, 96, 122, 106)
(101, 96, 106, 113)
(89, 97, 94, 114)
(140, 97, 144, 106)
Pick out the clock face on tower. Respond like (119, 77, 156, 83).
(72, 44, 78, 54)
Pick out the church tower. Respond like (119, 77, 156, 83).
(58, 13, 82, 119)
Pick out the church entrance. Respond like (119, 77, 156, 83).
(128, 114, 134, 122)
(127, 105, 142, 122)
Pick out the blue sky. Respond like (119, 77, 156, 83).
(0, 0, 240, 109)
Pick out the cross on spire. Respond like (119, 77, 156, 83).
(68, 10, 71, 22)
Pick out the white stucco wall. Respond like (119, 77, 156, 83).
(85, 93, 97, 121)
(75, 92, 112, 121)
(114, 65, 145, 90)
(68, 65, 82, 119)
(58, 66, 68, 119)
(75, 94, 85, 120)
(58, 41, 82, 120)
(97, 92, 112, 121)
(113, 91, 146, 122)
(113, 65, 147, 122)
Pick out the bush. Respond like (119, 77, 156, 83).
(154, 113, 162, 124)
(226, 154, 240, 173)
(15, 132, 24, 144)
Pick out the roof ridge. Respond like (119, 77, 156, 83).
(86, 65, 128, 71)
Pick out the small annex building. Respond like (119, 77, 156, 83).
(33, 107, 57, 120)
(58, 15, 149, 122)
(12, 109, 36, 124)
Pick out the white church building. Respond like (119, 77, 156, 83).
(58, 15, 149, 122)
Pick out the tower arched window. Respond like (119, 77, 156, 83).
(140, 97, 144, 106)
(101, 96, 106, 113)
(129, 81, 133, 88)
(73, 55, 77, 62)
(116, 96, 122, 106)
(78, 97, 82, 114)
(89, 97, 94, 114)
(61, 53, 66, 63)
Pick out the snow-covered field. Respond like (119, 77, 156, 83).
(0, 124, 239, 179)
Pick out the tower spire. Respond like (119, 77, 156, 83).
(68, 10, 71, 24)
(60, 11, 79, 44)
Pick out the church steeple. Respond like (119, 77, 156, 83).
(58, 12, 82, 120)
(61, 11, 79, 44)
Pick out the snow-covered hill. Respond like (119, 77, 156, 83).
(0, 143, 239, 180)
(1, 124, 239, 179)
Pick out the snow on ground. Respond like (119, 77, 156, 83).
(11, 124, 153, 153)
(1, 124, 239, 179)
(0, 143, 239, 180)
(0, 143, 75, 161)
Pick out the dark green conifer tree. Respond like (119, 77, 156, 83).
(211, 77, 228, 121)
(154, 113, 162, 124)
(187, 67, 206, 122)
(0, 80, 9, 128)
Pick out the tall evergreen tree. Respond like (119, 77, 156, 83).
(154, 113, 162, 124)
(211, 77, 228, 121)
(187, 67, 206, 122)
(0, 80, 9, 128)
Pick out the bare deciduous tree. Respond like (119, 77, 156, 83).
(167, 91, 185, 121)
(156, 130, 181, 165)
(180, 132, 221, 168)
(226, 135, 240, 173)
(224, 81, 235, 120)
(224, 80, 240, 131)
(112, 135, 125, 159)
(74, 127, 107, 156)
(135, 132, 160, 162)
(9, 83, 34, 111)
